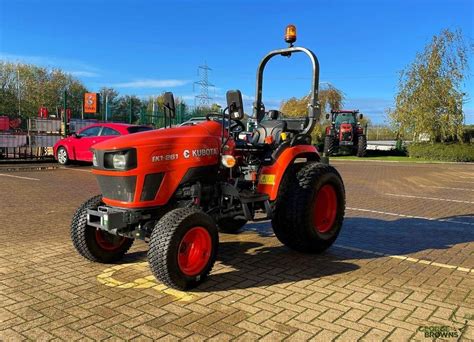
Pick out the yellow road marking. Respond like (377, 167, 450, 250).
(419, 185, 474, 192)
(384, 193, 474, 204)
(334, 244, 474, 274)
(347, 207, 474, 226)
(96, 261, 196, 301)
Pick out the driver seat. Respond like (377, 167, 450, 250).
(252, 110, 287, 145)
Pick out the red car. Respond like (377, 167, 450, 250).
(54, 123, 153, 165)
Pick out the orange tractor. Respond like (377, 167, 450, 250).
(71, 26, 346, 290)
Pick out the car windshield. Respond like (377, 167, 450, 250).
(335, 114, 356, 126)
(127, 126, 153, 134)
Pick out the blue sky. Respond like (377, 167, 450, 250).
(1, 0, 473, 124)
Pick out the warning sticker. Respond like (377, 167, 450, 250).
(259, 174, 275, 185)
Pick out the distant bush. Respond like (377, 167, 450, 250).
(407, 143, 474, 162)
(463, 125, 474, 143)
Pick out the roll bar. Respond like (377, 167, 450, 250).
(253, 47, 320, 135)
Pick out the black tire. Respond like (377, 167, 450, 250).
(324, 135, 335, 156)
(217, 217, 247, 234)
(272, 162, 306, 247)
(148, 207, 218, 290)
(71, 195, 134, 263)
(272, 162, 345, 253)
(356, 135, 367, 157)
(57, 146, 70, 165)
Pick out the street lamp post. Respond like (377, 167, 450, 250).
(63, 90, 68, 136)
(17, 67, 21, 117)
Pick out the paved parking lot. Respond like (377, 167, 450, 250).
(1, 160, 473, 341)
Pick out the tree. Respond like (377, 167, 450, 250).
(99, 87, 120, 117)
(0, 61, 88, 118)
(114, 95, 142, 122)
(210, 103, 222, 113)
(389, 29, 472, 142)
(280, 84, 345, 141)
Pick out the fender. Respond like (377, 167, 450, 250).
(257, 145, 320, 201)
(56, 144, 76, 161)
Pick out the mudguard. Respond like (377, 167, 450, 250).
(257, 145, 320, 201)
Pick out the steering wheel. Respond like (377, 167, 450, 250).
(206, 113, 245, 133)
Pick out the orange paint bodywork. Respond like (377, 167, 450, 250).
(257, 145, 319, 200)
(92, 119, 319, 209)
(92, 121, 225, 209)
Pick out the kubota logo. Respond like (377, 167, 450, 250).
(183, 150, 190, 159)
(191, 148, 218, 157)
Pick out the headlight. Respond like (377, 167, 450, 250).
(112, 153, 127, 170)
(102, 149, 137, 170)
(221, 155, 236, 168)
(92, 152, 98, 167)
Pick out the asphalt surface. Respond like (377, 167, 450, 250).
(0, 160, 473, 341)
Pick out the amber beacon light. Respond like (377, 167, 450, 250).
(284, 24, 297, 45)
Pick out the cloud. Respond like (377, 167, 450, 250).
(112, 79, 190, 88)
(68, 70, 100, 77)
(0, 52, 100, 77)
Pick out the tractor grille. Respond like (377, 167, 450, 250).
(342, 132, 352, 141)
(140, 173, 164, 201)
(96, 175, 137, 202)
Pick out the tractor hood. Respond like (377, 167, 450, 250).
(93, 120, 224, 151)
(91, 120, 225, 208)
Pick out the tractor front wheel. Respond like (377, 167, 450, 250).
(272, 162, 345, 253)
(148, 207, 218, 290)
(71, 195, 134, 263)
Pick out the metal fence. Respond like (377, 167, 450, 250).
(70, 119, 99, 133)
(0, 106, 207, 160)
(0, 118, 62, 161)
(28, 118, 61, 133)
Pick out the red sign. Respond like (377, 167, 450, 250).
(84, 93, 100, 114)
(60, 108, 72, 121)
(38, 106, 49, 118)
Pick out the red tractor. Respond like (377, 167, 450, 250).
(324, 110, 367, 157)
(71, 26, 346, 290)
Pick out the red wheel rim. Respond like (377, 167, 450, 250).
(178, 227, 212, 276)
(95, 229, 127, 251)
(313, 184, 338, 233)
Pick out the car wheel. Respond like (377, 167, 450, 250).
(57, 147, 70, 165)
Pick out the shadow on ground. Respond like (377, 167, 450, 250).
(201, 214, 474, 291)
(120, 214, 473, 291)
(248, 214, 474, 254)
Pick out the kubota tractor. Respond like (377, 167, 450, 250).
(323, 109, 367, 157)
(71, 25, 346, 290)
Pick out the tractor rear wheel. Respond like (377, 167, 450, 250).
(217, 217, 247, 234)
(324, 135, 335, 156)
(148, 207, 218, 290)
(357, 135, 367, 157)
(272, 162, 345, 253)
(71, 195, 134, 263)
(272, 162, 306, 247)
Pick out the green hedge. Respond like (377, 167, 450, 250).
(407, 143, 474, 162)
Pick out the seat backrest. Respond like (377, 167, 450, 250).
(252, 120, 287, 145)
